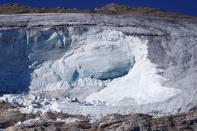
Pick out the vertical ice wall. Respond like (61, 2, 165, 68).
(0, 24, 195, 107)
(0, 27, 133, 98)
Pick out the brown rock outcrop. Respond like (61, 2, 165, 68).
(0, 3, 195, 19)
(91, 112, 197, 131)
(1, 101, 196, 131)
(0, 102, 36, 129)
(5, 111, 197, 131)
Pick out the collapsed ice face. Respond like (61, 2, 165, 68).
(0, 26, 181, 105)
(86, 37, 180, 105)
(0, 27, 133, 94)
(0, 14, 197, 117)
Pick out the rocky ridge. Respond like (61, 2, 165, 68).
(0, 3, 195, 19)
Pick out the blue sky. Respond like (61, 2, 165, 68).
(0, 0, 196, 16)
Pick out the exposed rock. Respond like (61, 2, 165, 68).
(5, 112, 91, 131)
(91, 113, 152, 131)
(0, 3, 69, 14)
(6, 121, 91, 131)
(0, 102, 36, 129)
(3, 105, 197, 131)
(0, 3, 195, 19)
(43, 112, 89, 122)
(94, 3, 194, 18)
(91, 112, 197, 131)
(0, 102, 90, 130)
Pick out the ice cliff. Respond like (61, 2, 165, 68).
(0, 14, 197, 117)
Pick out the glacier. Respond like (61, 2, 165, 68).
(86, 37, 180, 105)
(0, 13, 197, 118)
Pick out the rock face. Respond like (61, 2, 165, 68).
(92, 112, 197, 131)
(0, 102, 91, 130)
(0, 3, 195, 19)
(3, 105, 197, 131)
(0, 102, 36, 129)
(94, 112, 197, 131)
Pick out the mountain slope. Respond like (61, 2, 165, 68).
(0, 13, 196, 119)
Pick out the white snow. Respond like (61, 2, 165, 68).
(0, 13, 197, 118)
(86, 37, 180, 105)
